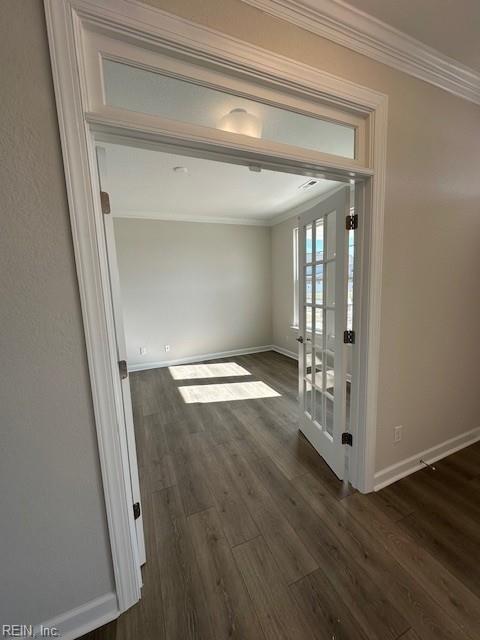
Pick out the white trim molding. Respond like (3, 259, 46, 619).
(44, 0, 387, 621)
(241, 0, 480, 105)
(113, 210, 272, 226)
(44, 0, 143, 614)
(129, 345, 274, 371)
(374, 427, 480, 491)
(32, 593, 118, 640)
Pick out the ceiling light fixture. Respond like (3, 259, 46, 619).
(218, 108, 262, 138)
(173, 166, 188, 173)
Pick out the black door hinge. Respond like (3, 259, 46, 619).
(118, 359, 128, 380)
(100, 191, 111, 215)
(346, 213, 358, 230)
(342, 432, 353, 446)
(133, 502, 141, 520)
(343, 330, 355, 344)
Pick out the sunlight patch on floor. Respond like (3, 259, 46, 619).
(169, 362, 251, 380)
(178, 381, 281, 403)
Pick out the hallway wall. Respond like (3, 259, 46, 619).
(0, 0, 114, 626)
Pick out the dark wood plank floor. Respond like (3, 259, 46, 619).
(81, 351, 480, 640)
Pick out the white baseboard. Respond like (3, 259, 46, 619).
(129, 345, 273, 372)
(374, 427, 480, 491)
(271, 345, 298, 360)
(31, 593, 118, 640)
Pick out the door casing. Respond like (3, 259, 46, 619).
(96, 146, 146, 572)
(44, 0, 388, 614)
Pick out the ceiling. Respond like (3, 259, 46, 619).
(102, 143, 342, 225)
(345, 0, 480, 71)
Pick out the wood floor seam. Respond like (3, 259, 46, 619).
(229, 533, 263, 550)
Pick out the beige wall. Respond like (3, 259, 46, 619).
(114, 218, 272, 367)
(144, 0, 480, 471)
(0, 1, 114, 625)
(272, 216, 298, 355)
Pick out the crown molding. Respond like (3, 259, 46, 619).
(241, 0, 480, 106)
(112, 210, 271, 226)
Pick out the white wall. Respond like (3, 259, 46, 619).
(271, 215, 298, 356)
(114, 218, 272, 368)
(0, 1, 114, 626)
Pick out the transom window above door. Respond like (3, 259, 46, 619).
(82, 29, 370, 169)
(102, 59, 356, 159)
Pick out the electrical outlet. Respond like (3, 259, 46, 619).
(394, 425, 403, 443)
(164, 345, 170, 353)
(139, 346, 147, 356)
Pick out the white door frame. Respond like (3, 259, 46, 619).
(44, 0, 387, 613)
(96, 146, 147, 571)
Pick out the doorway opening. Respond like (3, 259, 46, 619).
(46, 0, 387, 615)
(96, 138, 360, 582)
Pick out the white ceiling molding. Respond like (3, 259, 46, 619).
(241, 0, 480, 105)
(112, 211, 271, 226)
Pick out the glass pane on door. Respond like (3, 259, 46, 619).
(305, 380, 313, 418)
(325, 395, 334, 436)
(305, 270, 312, 304)
(326, 309, 335, 351)
(326, 210, 337, 260)
(306, 306, 313, 333)
(306, 224, 313, 263)
(325, 350, 335, 396)
(315, 307, 323, 338)
(304, 337, 313, 377)
(315, 265, 323, 304)
(325, 262, 335, 307)
(315, 219, 324, 260)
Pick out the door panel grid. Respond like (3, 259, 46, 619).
(303, 212, 336, 435)
(298, 187, 350, 480)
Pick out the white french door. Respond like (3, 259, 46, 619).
(96, 147, 146, 568)
(298, 186, 350, 480)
